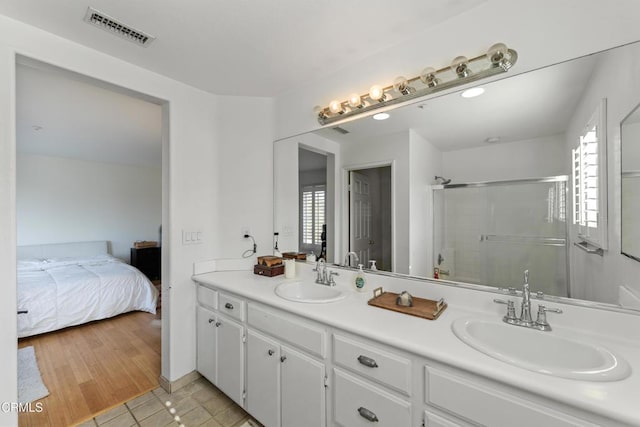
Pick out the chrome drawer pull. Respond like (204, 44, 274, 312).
(357, 407, 379, 422)
(280, 355, 287, 363)
(268, 349, 275, 356)
(208, 318, 215, 324)
(224, 302, 234, 310)
(357, 355, 379, 368)
(215, 321, 221, 327)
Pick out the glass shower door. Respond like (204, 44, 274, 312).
(479, 180, 568, 296)
(433, 177, 568, 297)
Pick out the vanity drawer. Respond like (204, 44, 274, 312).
(333, 334, 411, 395)
(425, 367, 598, 427)
(197, 285, 218, 310)
(334, 368, 411, 427)
(248, 303, 326, 358)
(218, 292, 246, 321)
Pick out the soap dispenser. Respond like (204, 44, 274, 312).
(354, 264, 367, 292)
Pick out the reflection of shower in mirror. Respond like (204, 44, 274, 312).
(434, 176, 451, 185)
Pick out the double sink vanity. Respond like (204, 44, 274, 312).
(193, 261, 639, 427)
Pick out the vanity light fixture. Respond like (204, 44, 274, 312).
(315, 43, 518, 125)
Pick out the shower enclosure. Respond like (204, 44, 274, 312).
(432, 176, 569, 297)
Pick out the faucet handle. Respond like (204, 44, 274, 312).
(535, 305, 562, 330)
(328, 271, 339, 286)
(493, 299, 517, 322)
(523, 269, 529, 285)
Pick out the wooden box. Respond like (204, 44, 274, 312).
(257, 255, 283, 267)
(254, 264, 285, 277)
(282, 252, 307, 260)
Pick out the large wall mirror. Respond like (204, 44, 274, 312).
(274, 40, 640, 311)
(621, 103, 640, 262)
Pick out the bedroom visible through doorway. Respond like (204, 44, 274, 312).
(15, 56, 165, 425)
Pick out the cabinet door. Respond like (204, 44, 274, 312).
(281, 345, 326, 427)
(247, 330, 281, 427)
(196, 306, 217, 384)
(216, 314, 245, 407)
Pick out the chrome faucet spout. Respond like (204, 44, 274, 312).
(519, 269, 533, 325)
(343, 251, 360, 267)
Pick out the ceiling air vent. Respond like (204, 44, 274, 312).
(83, 7, 155, 47)
(332, 126, 350, 135)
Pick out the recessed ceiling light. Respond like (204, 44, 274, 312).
(372, 112, 390, 120)
(461, 87, 485, 98)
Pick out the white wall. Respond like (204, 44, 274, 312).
(409, 130, 442, 277)
(215, 95, 274, 262)
(442, 134, 567, 183)
(564, 41, 640, 304)
(16, 154, 161, 261)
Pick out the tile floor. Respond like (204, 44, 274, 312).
(76, 377, 262, 427)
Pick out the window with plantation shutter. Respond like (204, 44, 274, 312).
(301, 185, 325, 246)
(572, 99, 607, 250)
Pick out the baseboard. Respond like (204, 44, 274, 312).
(158, 370, 202, 393)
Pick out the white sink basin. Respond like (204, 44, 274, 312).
(275, 281, 346, 303)
(452, 317, 631, 381)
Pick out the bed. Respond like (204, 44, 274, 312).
(17, 241, 158, 338)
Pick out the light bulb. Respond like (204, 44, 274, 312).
(451, 56, 470, 78)
(487, 42, 512, 70)
(372, 112, 390, 120)
(328, 100, 345, 114)
(348, 93, 363, 108)
(419, 67, 439, 87)
(486, 43, 508, 64)
(369, 85, 385, 102)
(393, 76, 411, 95)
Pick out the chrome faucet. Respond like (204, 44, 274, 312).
(494, 270, 562, 331)
(343, 251, 360, 267)
(314, 258, 338, 286)
(314, 259, 326, 284)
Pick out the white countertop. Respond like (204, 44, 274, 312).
(193, 262, 640, 426)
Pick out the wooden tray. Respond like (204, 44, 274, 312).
(367, 288, 447, 320)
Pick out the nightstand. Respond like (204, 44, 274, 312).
(130, 246, 161, 281)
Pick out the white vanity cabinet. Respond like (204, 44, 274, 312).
(246, 329, 326, 427)
(332, 333, 412, 426)
(196, 288, 245, 407)
(423, 367, 602, 427)
(193, 275, 635, 427)
(246, 303, 327, 427)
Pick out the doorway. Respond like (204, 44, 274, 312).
(15, 56, 167, 425)
(348, 166, 392, 271)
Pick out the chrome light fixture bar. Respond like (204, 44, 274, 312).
(316, 43, 517, 125)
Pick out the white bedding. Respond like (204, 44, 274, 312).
(17, 254, 158, 338)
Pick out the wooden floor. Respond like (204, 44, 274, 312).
(18, 310, 161, 427)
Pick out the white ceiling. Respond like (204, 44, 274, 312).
(0, 0, 484, 97)
(16, 60, 162, 167)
